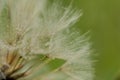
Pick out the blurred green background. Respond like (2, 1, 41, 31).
(73, 0, 120, 80)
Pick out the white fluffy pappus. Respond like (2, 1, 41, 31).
(0, 0, 95, 80)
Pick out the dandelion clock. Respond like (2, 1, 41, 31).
(0, 0, 95, 80)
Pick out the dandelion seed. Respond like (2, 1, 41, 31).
(0, 0, 94, 80)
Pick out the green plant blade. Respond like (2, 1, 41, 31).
(27, 58, 66, 79)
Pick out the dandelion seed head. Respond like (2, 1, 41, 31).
(0, 0, 94, 80)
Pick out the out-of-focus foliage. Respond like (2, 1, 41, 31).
(73, 0, 120, 80)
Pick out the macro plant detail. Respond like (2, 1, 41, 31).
(0, 0, 94, 80)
